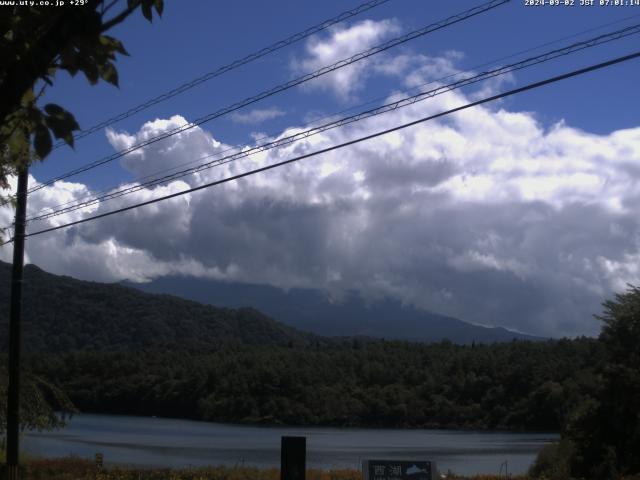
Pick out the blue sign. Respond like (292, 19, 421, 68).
(363, 460, 435, 480)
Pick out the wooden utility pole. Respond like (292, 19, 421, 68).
(5, 167, 28, 480)
(281, 436, 306, 480)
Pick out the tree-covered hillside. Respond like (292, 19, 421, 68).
(0, 260, 619, 439)
(27, 337, 601, 431)
(0, 262, 317, 351)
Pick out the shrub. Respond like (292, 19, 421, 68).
(528, 439, 574, 480)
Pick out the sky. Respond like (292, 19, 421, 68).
(2, 0, 640, 338)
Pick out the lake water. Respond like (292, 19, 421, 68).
(23, 414, 558, 476)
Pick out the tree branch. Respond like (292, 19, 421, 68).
(101, 0, 122, 17)
(100, 3, 138, 33)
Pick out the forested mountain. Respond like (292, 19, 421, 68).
(0, 261, 317, 352)
(0, 261, 619, 438)
(128, 276, 542, 344)
(27, 338, 601, 431)
(0, 260, 540, 353)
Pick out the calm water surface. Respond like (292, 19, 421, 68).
(23, 414, 558, 476)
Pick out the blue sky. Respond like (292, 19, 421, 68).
(3, 0, 640, 338)
(34, 0, 640, 188)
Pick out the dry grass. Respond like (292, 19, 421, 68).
(18, 457, 530, 480)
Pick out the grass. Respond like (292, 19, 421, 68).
(20, 455, 640, 480)
(17, 456, 529, 480)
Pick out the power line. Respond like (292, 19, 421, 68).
(24, 22, 640, 223)
(6, 49, 637, 245)
(27, 0, 510, 195)
(50, 0, 393, 150)
(7, 15, 639, 228)
(26, 13, 640, 222)
(278, 11, 640, 129)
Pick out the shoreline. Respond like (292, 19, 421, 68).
(55, 410, 562, 435)
(24, 413, 554, 476)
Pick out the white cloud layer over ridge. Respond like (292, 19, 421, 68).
(3, 29, 640, 339)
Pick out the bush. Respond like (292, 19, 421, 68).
(528, 440, 574, 480)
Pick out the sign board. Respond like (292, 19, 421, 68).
(362, 460, 435, 480)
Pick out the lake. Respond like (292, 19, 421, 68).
(23, 414, 558, 476)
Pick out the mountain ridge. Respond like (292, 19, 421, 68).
(0, 261, 318, 352)
(125, 275, 544, 343)
(0, 260, 543, 350)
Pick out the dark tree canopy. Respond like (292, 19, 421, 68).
(0, 364, 76, 433)
(598, 284, 640, 367)
(0, 0, 163, 186)
(527, 285, 640, 479)
(0, 0, 163, 433)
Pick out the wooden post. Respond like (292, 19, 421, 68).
(5, 167, 29, 480)
(281, 436, 306, 480)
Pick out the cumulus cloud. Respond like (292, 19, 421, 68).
(3, 51, 640, 339)
(106, 115, 225, 178)
(230, 108, 286, 125)
(291, 20, 514, 105)
(291, 19, 401, 100)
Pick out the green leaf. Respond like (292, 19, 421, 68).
(80, 61, 100, 85)
(5, 127, 30, 164)
(63, 64, 80, 77)
(141, 1, 153, 21)
(20, 88, 36, 107)
(100, 35, 129, 56)
(43, 104, 65, 117)
(99, 61, 119, 87)
(154, 0, 164, 16)
(59, 45, 79, 73)
(33, 123, 52, 160)
(44, 104, 79, 148)
(25, 105, 44, 124)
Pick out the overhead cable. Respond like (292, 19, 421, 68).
(50, 0, 394, 149)
(4, 49, 636, 245)
(26, 23, 640, 223)
(29, 12, 640, 220)
(29, 0, 510, 194)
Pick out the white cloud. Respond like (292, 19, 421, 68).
(230, 108, 286, 125)
(291, 19, 401, 100)
(403, 51, 465, 89)
(2, 53, 640, 339)
(106, 115, 225, 178)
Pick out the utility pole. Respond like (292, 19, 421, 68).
(5, 167, 28, 480)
